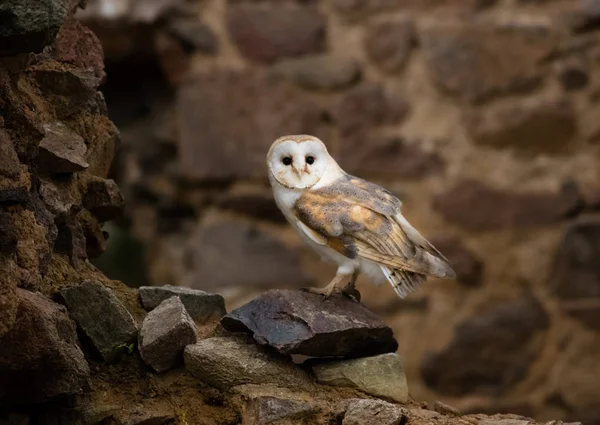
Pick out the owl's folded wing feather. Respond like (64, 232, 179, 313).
(292, 176, 455, 282)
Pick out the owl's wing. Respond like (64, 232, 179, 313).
(293, 175, 455, 296)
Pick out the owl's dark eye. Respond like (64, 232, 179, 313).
(306, 156, 315, 165)
(282, 157, 292, 166)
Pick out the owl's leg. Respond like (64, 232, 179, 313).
(301, 273, 346, 298)
(342, 270, 361, 302)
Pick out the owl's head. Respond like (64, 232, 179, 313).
(267, 135, 330, 189)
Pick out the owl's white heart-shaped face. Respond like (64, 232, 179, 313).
(267, 135, 330, 189)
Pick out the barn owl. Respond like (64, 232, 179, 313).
(267, 135, 456, 299)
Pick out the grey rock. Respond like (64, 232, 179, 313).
(0, 0, 68, 56)
(272, 55, 360, 91)
(0, 289, 90, 407)
(246, 396, 319, 425)
(59, 281, 138, 362)
(37, 122, 88, 175)
(184, 337, 310, 391)
(139, 285, 225, 324)
(313, 353, 408, 403)
(221, 290, 398, 358)
(433, 401, 460, 416)
(83, 176, 125, 222)
(139, 297, 197, 373)
(343, 399, 406, 425)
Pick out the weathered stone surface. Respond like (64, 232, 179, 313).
(38, 178, 79, 216)
(0, 212, 17, 255)
(0, 289, 90, 406)
(0, 0, 68, 56)
(227, 4, 326, 62)
(29, 65, 101, 118)
(55, 19, 106, 82)
(550, 219, 600, 329)
(433, 401, 461, 417)
(184, 337, 310, 390)
(54, 219, 88, 267)
(421, 296, 549, 396)
(59, 280, 138, 362)
(177, 69, 324, 181)
(331, 0, 400, 21)
(139, 285, 225, 324)
(433, 180, 581, 231)
(464, 97, 577, 154)
(365, 18, 415, 73)
(336, 135, 443, 180)
(83, 176, 125, 221)
(166, 16, 218, 54)
(336, 84, 409, 139)
(139, 296, 197, 373)
(246, 396, 319, 425)
(37, 122, 88, 174)
(342, 399, 406, 425)
(0, 130, 20, 179)
(421, 20, 557, 102)
(221, 290, 398, 358)
(185, 221, 311, 291)
(313, 353, 408, 403)
(272, 55, 360, 91)
(429, 236, 484, 287)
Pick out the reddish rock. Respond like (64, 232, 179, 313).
(421, 20, 558, 102)
(365, 18, 415, 73)
(430, 236, 484, 287)
(221, 289, 398, 359)
(421, 295, 549, 396)
(177, 69, 324, 181)
(36, 122, 88, 174)
(550, 219, 600, 330)
(227, 4, 326, 62)
(336, 135, 443, 180)
(28, 63, 100, 118)
(55, 19, 106, 82)
(433, 180, 581, 231)
(83, 176, 125, 222)
(0, 289, 90, 406)
(464, 97, 577, 154)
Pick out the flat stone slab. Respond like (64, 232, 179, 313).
(183, 337, 310, 391)
(60, 280, 138, 362)
(221, 289, 398, 359)
(139, 285, 225, 324)
(139, 296, 197, 373)
(313, 353, 408, 403)
(343, 399, 406, 425)
(246, 396, 319, 425)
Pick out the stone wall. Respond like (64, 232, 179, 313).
(76, 0, 600, 424)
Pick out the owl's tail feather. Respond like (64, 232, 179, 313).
(379, 265, 427, 298)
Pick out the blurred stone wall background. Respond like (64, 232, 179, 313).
(77, 0, 600, 423)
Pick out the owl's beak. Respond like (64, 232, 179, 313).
(291, 166, 302, 178)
